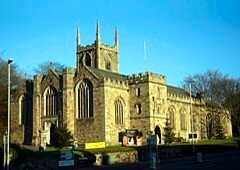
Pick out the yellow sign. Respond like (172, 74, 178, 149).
(85, 142, 106, 149)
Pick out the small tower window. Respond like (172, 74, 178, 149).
(135, 104, 142, 114)
(136, 87, 140, 97)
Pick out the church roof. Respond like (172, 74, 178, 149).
(167, 85, 190, 97)
(88, 67, 128, 81)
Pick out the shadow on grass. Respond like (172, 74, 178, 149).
(135, 143, 239, 161)
(10, 144, 60, 169)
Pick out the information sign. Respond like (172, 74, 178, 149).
(85, 142, 105, 149)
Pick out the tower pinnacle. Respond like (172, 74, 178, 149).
(114, 28, 118, 48)
(76, 27, 80, 48)
(96, 21, 101, 44)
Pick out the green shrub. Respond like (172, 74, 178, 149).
(174, 137, 185, 143)
(234, 136, 240, 146)
(215, 121, 225, 139)
(50, 126, 73, 148)
(163, 118, 175, 144)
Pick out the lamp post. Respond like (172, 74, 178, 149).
(7, 58, 13, 170)
(3, 131, 7, 169)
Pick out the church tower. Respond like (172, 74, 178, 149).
(76, 22, 119, 73)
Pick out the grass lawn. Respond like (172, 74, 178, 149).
(79, 145, 136, 153)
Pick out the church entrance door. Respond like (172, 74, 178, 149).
(154, 125, 161, 144)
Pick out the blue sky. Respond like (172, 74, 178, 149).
(0, 0, 240, 86)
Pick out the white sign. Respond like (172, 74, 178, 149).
(60, 151, 73, 160)
(58, 160, 74, 167)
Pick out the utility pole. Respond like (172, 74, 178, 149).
(7, 58, 13, 170)
(190, 83, 195, 152)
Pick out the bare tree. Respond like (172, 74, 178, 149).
(34, 61, 65, 75)
(182, 70, 240, 137)
(224, 83, 240, 136)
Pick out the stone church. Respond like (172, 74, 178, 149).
(11, 23, 232, 146)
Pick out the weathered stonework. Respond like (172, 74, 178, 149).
(11, 24, 232, 146)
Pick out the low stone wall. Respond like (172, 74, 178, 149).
(100, 150, 138, 165)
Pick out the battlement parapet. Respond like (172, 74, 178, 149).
(101, 43, 116, 49)
(167, 92, 202, 104)
(127, 71, 166, 84)
(78, 44, 96, 51)
(77, 43, 117, 52)
(103, 77, 128, 88)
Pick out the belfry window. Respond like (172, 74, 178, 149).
(85, 53, 91, 67)
(105, 61, 111, 70)
(19, 95, 26, 125)
(76, 79, 93, 119)
(115, 99, 124, 125)
(44, 86, 58, 117)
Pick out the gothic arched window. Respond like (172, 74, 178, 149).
(76, 79, 93, 119)
(168, 106, 175, 129)
(180, 109, 186, 130)
(206, 113, 214, 139)
(19, 95, 26, 125)
(115, 99, 124, 125)
(44, 86, 58, 117)
(192, 113, 198, 132)
(85, 53, 91, 67)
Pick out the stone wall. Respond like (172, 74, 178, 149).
(10, 81, 33, 144)
(63, 68, 75, 134)
(11, 101, 24, 144)
(76, 44, 119, 73)
(148, 73, 168, 140)
(74, 67, 106, 144)
(102, 150, 138, 165)
(167, 89, 208, 141)
(103, 78, 130, 145)
(128, 73, 151, 142)
(32, 75, 43, 145)
(99, 45, 118, 73)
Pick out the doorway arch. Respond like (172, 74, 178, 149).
(154, 125, 161, 144)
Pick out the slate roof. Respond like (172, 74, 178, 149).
(82, 66, 192, 98)
(167, 85, 190, 97)
(88, 67, 128, 81)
